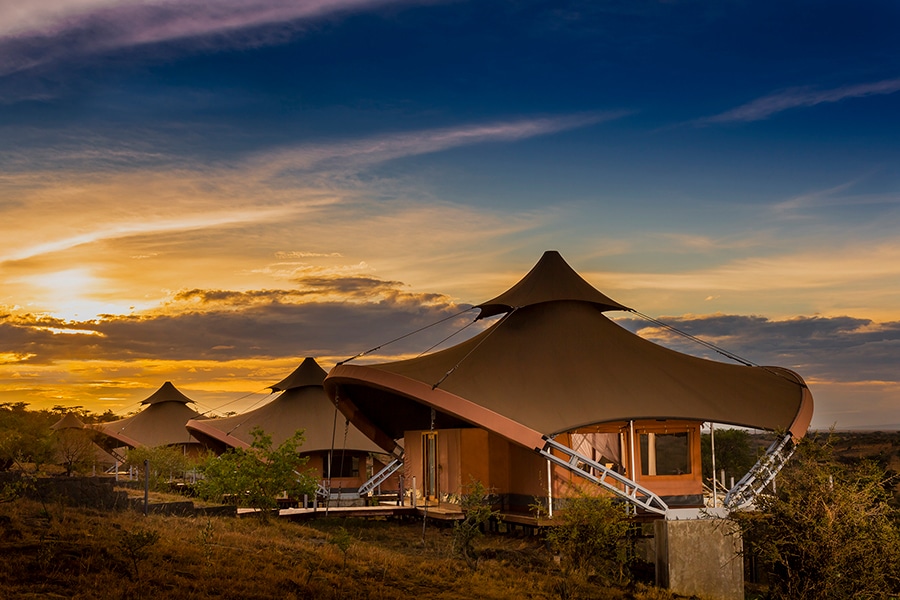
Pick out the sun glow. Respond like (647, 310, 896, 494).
(20, 268, 128, 321)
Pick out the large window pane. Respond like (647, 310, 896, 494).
(640, 432, 690, 476)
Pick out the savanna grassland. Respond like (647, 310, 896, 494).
(3, 402, 900, 600)
(0, 497, 679, 600)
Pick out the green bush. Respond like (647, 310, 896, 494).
(125, 445, 192, 490)
(195, 427, 317, 518)
(544, 491, 632, 585)
(733, 433, 900, 599)
(451, 478, 497, 569)
(0, 402, 56, 471)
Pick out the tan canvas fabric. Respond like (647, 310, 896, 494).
(95, 382, 202, 449)
(186, 358, 384, 453)
(140, 380, 195, 405)
(325, 251, 813, 451)
(270, 357, 329, 392)
(50, 412, 85, 431)
(477, 250, 627, 317)
(97, 399, 202, 449)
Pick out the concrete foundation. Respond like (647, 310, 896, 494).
(655, 517, 743, 600)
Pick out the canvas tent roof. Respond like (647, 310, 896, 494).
(325, 251, 813, 455)
(140, 381, 195, 405)
(186, 357, 384, 454)
(477, 249, 628, 318)
(51, 412, 85, 431)
(94, 382, 203, 450)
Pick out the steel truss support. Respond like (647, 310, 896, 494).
(539, 436, 669, 515)
(724, 432, 795, 509)
(358, 457, 404, 497)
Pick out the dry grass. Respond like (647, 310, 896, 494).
(0, 498, 682, 600)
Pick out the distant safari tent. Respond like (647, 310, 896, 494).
(187, 358, 400, 503)
(325, 251, 814, 516)
(50, 412, 117, 475)
(92, 381, 207, 461)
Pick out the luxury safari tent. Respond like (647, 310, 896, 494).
(92, 382, 206, 461)
(186, 358, 400, 501)
(325, 251, 814, 516)
(50, 412, 117, 474)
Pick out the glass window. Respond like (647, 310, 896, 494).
(640, 432, 690, 476)
(328, 454, 359, 478)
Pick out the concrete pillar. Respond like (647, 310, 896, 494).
(655, 516, 743, 600)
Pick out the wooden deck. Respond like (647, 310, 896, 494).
(237, 501, 535, 526)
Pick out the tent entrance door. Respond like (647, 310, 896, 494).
(422, 431, 439, 506)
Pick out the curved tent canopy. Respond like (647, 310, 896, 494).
(94, 382, 203, 450)
(325, 251, 813, 455)
(187, 357, 385, 454)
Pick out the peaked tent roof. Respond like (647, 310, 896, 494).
(186, 358, 385, 454)
(270, 357, 329, 392)
(477, 250, 628, 318)
(94, 382, 203, 450)
(325, 251, 814, 455)
(51, 412, 85, 431)
(141, 381, 195, 405)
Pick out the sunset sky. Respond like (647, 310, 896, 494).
(1, 0, 898, 429)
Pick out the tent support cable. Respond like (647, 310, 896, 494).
(338, 419, 349, 500)
(432, 308, 518, 390)
(200, 387, 274, 418)
(628, 309, 808, 386)
(417, 318, 478, 358)
(324, 405, 338, 516)
(628, 309, 755, 366)
(338, 307, 478, 365)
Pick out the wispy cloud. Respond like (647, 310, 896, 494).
(772, 177, 900, 216)
(615, 244, 900, 293)
(0, 113, 594, 271)
(697, 78, 900, 124)
(0, 0, 417, 76)
(257, 112, 628, 175)
(0, 204, 304, 264)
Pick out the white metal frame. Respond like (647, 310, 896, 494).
(724, 432, 795, 509)
(540, 436, 669, 515)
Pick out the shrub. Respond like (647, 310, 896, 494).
(118, 528, 160, 578)
(544, 491, 632, 585)
(733, 433, 900, 600)
(0, 402, 56, 471)
(330, 526, 353, 567)
(451, 478, 497, 569)
(195, 427, 317, 518)
(125, 445, 192, 490)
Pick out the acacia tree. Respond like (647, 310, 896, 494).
(733, 433, 900, 600)
(54, 428, 97, 476)
(196, 427, 317, 518)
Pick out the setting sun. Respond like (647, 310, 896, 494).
(18, 268, 117, 321)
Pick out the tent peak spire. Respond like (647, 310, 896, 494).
(140, 381, 195, 405)
(270, 357, 327, 392)
(476, 250, 629, 319)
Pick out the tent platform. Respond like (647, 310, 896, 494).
(237, 502, 519, 524)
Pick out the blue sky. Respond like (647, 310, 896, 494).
(1, 0, 898, 429)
